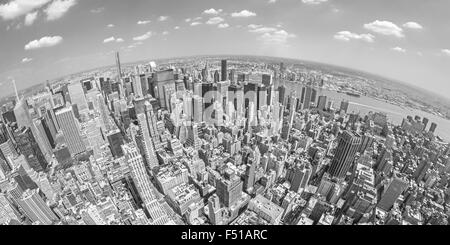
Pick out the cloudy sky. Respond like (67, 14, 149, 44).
(1, 0, 450, 98)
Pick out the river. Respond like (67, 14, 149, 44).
(283, 81, 450, 142)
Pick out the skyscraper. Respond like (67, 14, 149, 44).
(377, 172, 409, 212)
(221, 60, 228, 81)
(328, 131, 362, 179)
(55, 107, 86, 156)
(18, 189, 59, 225)
(14, 127, 48, 172)
(429, 122, 437, 133)
(116, 51, 123, 81)
(122, 143, 156, 204)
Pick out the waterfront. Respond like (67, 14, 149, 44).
(284, 81, 450, 142)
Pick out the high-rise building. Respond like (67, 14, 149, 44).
(122, 143, 156, 204)
(137, 108, 158, 170)
(287, 159, 312, 192)
(216, 168, 243, 207)
(221, 60, 228, 81)
(55, 107, 86, 156)
(116, 52, 123, 81)
(317, 95, 327, 111)
(377, 172, 409, 212)
(328, 131, 362, 179)
(18, 188, 59, 225)
(340, 100, 349, 113)
(14, 127, 48, 172)
(429, 122, 437, 133)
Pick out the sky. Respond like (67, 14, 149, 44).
(1, 0, 450, 98)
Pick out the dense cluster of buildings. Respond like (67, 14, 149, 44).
(0, 54, 449, 226)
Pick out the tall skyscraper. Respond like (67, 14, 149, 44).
(122, 143, 156, 204)
(429, 122, 437, 133)
(328, 131, 362, 179)
(55, 107, 86, 156)
(14, 127, 48, 172)
(18, 189, 59, 225)
(377, 172, 409, 212)
(317, 95, 327, 111)
(221, 60, 228, 81)
(116, 51, 123, 81)
(137, 112, 158, 170)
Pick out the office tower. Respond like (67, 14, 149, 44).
(221, 60, 228, 81)
(328, 131, 362, 179)
(262, 74, 272, 87)
(278, 85, 286, 105)
(287, 160, 312, 192)
(208, 194, 222, 225)
(116, 51, 123, 81)
(14, 127, 48, 172)
(152, 70, 175, 108)
(377, 172, 409, 212)
(14, 98, 32, 129)
(340, 100, 349, 113)
(107, 130, 125, 158)
(122, 143, 156, 204)
(216, 169, 243, 207)
(243, 158, 257, 192)
(301, 86, 314, 110)
(422, 117, 429, 130)
(214, 70, 220, 83)
(229, 69, 236, 83)
(55, 107, 86, 156)
(429, 122, 437, 133)
(33, 119, 53, 152)
(317, 95, 327, 111)
(137, 111, 158, 170)
(18, 189, 59, 225)
(0, 193, 21, 224)
(257, 85, 267, 111)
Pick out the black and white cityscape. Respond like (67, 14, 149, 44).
(1, 0, 450, 226)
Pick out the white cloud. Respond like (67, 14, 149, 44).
(24, 11, 38, 26)
(334, 31, 375, 43)
(107, 24, 114, 28)
(162, 31, 169, 35)
(191, 21, 201, 26)
(24, 36, 63, 50)
(103, 37, 115, 43)
(441, 49, 450, 56)
(248, 24, 262, 29)
(203, 8, 223, 15)
(137, 20, 151, 25)
(44, 0, 77, 21)
(259, 30, 296, 45)
(174, 26, 180, 30)
(90, 7, 104, 14)
(21, 57, 33, 63)
(302, 0, 328, 5)
(391, 47, 406, 53)
(231, 10, 256, 18)
(158, 16, 168, 21)
(403, 22, 423, 30)
(248, 24, 295, 45)
(218, 23, 229, 28)
(185, 18, 191, 22)
(115, 38, 124, 42)
(133, 31, 152, 41)
(268, 0, 277, 4)
(364, 20, 404, 38)
(249, 27, 278, 33)
(0, 0, 51, 20)
(206, 16, 224, 25)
